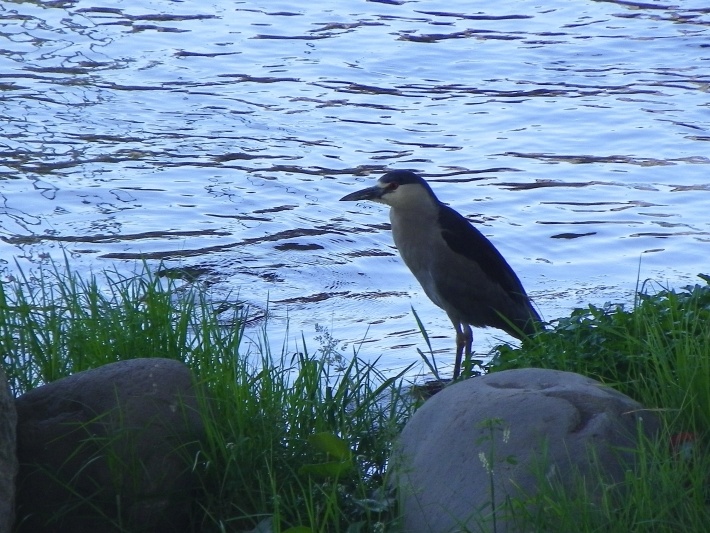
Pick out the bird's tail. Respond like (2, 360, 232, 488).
(500, 304, 543, 340)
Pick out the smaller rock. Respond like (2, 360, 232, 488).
(15, 358, 204, 533)
(394, 368, 659, 533)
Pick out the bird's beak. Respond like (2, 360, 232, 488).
(339, 185, 385, 202)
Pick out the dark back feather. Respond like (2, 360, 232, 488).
(437, 203, 540, 335)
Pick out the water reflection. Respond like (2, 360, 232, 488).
(1, 0, 709, 376)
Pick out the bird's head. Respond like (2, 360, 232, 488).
(340, 170, 438, 210)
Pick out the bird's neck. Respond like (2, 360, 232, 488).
(390, 198, 440, 226)
(389, 200, 441, 260)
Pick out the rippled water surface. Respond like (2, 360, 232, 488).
(2, 0, 709, 376)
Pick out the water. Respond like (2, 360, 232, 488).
(1, 0, 709, 378)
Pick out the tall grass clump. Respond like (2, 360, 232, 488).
(492, 275, 710, 531)
(1, 260, 230, 392)
(197, 339, 410, 532)
(493, 275, 710, 425)
(1, 259, 412, 531)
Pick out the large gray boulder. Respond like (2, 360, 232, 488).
(394, 368, 659, 533)
(0, 365, 17, 533)
(15, 358, 204, 533)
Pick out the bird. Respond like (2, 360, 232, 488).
(340, 170, 541, 379)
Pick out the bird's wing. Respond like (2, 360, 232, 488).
(437, 203, 531, 305)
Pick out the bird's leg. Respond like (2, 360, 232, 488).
(453, 329, 464, 380)
(452, 322, 473, 379)
(462, 324, 473, 376)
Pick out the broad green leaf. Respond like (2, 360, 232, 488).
(308, 432, 351, 460)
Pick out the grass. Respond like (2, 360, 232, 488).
(493, 275, 710, 430)
(2, 259, 411, 532)
(3, 259, 710, 532)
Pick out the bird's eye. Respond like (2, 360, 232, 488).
(387, 182, 399, 191)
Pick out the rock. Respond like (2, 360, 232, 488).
(394, 368, 659, 533)
(0, 365, 18, 533)
(15, 358, 204, 533)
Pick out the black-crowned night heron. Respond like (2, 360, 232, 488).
(340, 170, 541, 378)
